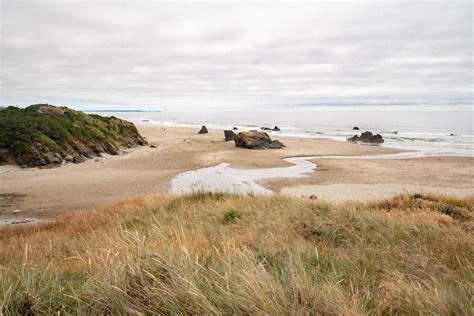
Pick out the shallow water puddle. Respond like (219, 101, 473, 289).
(172, 156, 318, 194)
(171, 150, 461, 194)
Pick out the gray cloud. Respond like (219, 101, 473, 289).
(1, 1, 472, 109)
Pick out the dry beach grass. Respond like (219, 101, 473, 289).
(1, 192, 473, 314)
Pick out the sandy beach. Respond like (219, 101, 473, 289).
(1, 124, 473, 221)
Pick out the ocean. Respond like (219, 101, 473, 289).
(94, 104, 474, 156)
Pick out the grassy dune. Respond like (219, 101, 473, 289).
(0, 104, 146, 167)
(0, 193, 473, 315)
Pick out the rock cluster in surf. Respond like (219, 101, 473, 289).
(348, 131, 384, 144)
(261, 126, 281, 132)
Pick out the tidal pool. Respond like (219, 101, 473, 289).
(171, 150, 460, 195)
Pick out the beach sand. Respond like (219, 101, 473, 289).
(1, 125, 473, 220)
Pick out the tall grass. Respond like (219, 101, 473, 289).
(0, 192, 473, 314)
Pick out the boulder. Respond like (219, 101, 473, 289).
(353, 126, 359, 130)
(232, 127, 238, 130)
(234, 131, 285, 149)
(198, 125, 208, 134)
(149, 144, 157, 148)
(224, 130, 235, 141)
(348, 131, 384, 144)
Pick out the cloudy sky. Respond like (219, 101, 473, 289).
(1, 0, 472, 110)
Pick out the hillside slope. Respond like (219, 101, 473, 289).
(0, 193, 472, 314)
(0, 104, 147, 167)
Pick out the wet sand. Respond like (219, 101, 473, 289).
(0, 125, 473, 221)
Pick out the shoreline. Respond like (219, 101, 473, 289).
(121, 114, 474, 157)
(0, 125, 473, 224)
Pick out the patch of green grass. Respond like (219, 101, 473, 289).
(222, 208, 242, 223)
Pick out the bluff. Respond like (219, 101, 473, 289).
(0, 104, 147, 167)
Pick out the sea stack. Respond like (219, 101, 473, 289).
(198, 125, 208, 134)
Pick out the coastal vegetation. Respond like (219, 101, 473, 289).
(0, 104, 147, 168)
(0, 192, 472, 314)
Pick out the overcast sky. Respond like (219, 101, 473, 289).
(1, 0, 472, 110)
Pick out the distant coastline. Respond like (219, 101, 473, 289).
(84, 109, 161, 113)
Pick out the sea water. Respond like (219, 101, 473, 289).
(98, 104, 473, 156)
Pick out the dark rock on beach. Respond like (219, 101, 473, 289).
(234, 131, 285, 149)
(198, 125, 208, 134)
(261, 126, 281, 132)
(232, 127, 238, 130)
(348, 131, 384, 144)
(224, 130, 235, 141)
(353, 126, 359, 130)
